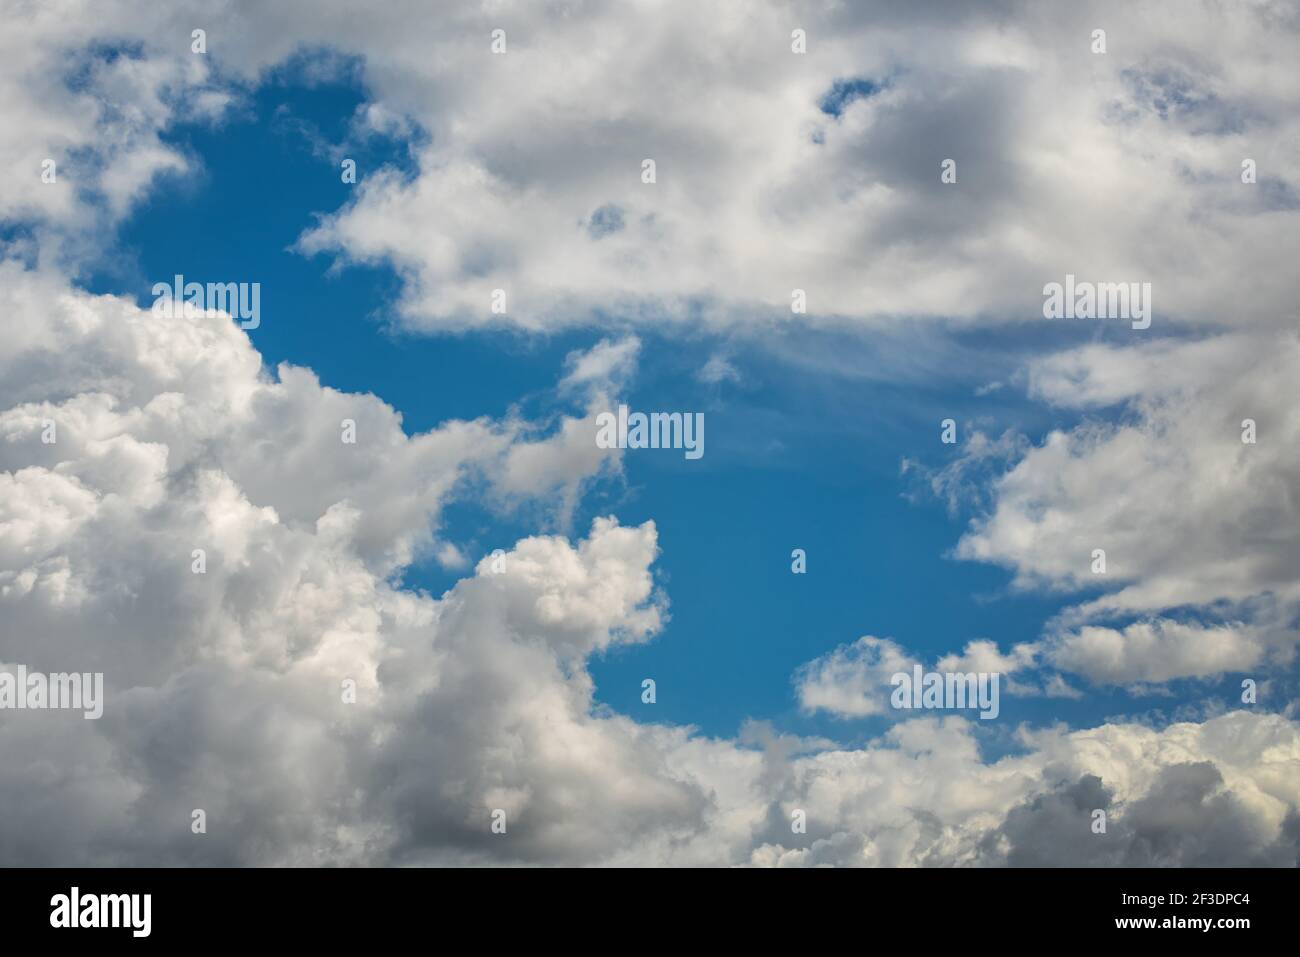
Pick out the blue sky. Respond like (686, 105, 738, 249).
(76, 69, 1267, 749)
(4, 1, 1298, 868)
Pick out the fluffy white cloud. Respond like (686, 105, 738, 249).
(3, 262, 1296, 866)
(750, 711, 1300, 867)
(0, 261, 685, 863)
(936, 639, 1038, 676)
(4, 1, 1297, 330)
(292, 0, 1300, 332)
(956, 331, 1300, 685)
(796, 634, 1077, 720)
(0, 1, 232, 256)
(1048, 620, 1267, 686)
(794, 636, 916, 718)
(0, 261, 621, 681)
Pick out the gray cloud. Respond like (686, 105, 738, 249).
(982, 764, 1300, 867)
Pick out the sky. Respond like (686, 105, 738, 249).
(1, 0, 1299, 867)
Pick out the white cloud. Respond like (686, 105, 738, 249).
(558, 336, 640, 395)
(749, 710, 1300, 867)
(292, 1, 1300, 332)
(697, 354, 741, 386)
(795, 634, 1076, 717)
(956, 332, 1300, 685)
(4, 2, 1297, 332)
(4, 260, 1294, 866)
(1048, 620, 1267, 686)
(936, 639, 1037, 675)
(794, 636, 917, 718)
(434, 542, 468, 571)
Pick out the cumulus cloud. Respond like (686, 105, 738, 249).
(955, 332, 1300, 686)
(795, 634, 1079, 719)
(1048, 620, 1268, 686)
(794, 636, 917, 718)
(0, 2, 232, 264)
(0, 260, 688, 863)
(936, 639, 1037, 676)
(291, 0, 1300, 332)
(755, 710, 1300, 868)
(980, 763, 1300, 867)
(3, 1, 1297, 330)
(0, 261, 621, 681)
(934, 638, 1081, 699)
(3, 261, 1295, 866)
